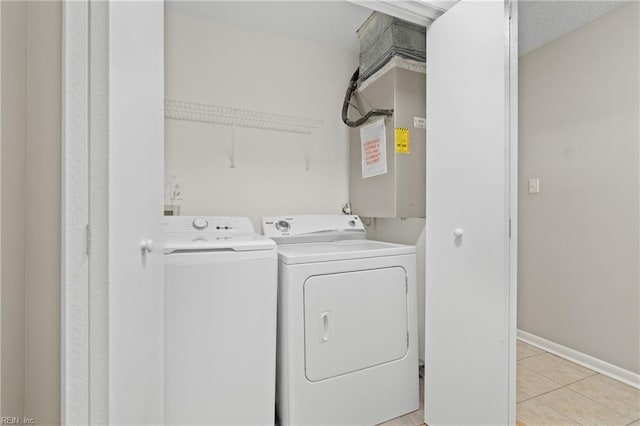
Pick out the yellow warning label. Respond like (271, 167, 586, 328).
(395, 128, 410, 154)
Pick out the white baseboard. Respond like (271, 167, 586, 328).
(517, 329, 640, 389)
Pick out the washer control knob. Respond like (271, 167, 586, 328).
(192, 217, 208, 230)
(276, 220, 290, 232)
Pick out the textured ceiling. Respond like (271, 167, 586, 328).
(166, 1, 629, 58)
(519, 1, 627, 56)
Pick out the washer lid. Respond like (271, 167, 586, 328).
(276, 240, 415, 264)
(164, 234, 275, 254)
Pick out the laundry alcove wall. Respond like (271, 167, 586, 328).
(164, 4, 366, 230)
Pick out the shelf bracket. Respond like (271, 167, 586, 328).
(230, 114, 237, 168)
(304, 139, 313, 171)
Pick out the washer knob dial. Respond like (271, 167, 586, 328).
(192, 217, 208, 230)
(276, 220, 290, 232)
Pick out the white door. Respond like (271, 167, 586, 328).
(425, 0, 516, 424)
(108, 2, 165, 424)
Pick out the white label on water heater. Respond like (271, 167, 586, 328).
(360, 119, 388, 179)
(414, 117, 426, 129)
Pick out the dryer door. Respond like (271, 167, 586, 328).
(304, 266, 408, 382)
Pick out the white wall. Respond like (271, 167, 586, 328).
(518, 1, 639, 374)
(1, 1, 27, 417)
(1, 2, 62, 423)
(165, 13, 358, 229)
(25, 2, 62, 424)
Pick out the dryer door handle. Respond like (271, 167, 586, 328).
(320, 312, 331, 343)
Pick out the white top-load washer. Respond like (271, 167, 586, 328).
(262, 215, 419, 425)
(164, 216, 277, 425)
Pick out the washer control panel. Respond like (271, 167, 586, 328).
(164, 216, 256, 235)
(192, 217, 209, 230)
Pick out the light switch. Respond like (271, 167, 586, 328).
(528, 178, 540, 194)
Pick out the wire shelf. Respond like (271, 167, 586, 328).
(165, 99, 326, 135)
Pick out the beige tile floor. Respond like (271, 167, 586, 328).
(516, 340, 640, 426)
(380, 340, 640, 426)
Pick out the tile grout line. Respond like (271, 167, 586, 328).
(516, 357, 566, 404)
(559, 365, 640, 420)
(516, 380, 567, 404)
(517, 363, 566, 387)
(518, 365, 593, 387)
(564, 381, 640, 421)
(517, 394, 580, 425)
(528, 381, 638, 425)
(517, 350, 638, 424)
(517, 341, 545, 354)
(561, 386, 639, 424)
(518, 349, 640, 426)
(526, 396, 584, 425)
(517, 352, 543, 361)
(568, 374, 599, 386)
(519, 353, 599, 386)
(516, 351, 585, 406)
(543, 352, 601, 378)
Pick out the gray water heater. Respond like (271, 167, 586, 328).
(349, 60, 426, 218)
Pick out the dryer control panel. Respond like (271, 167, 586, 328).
(262, 215, 366, 244)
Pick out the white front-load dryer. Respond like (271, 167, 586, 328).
(263, 215, 419, 425)
(164, 216, 277, 425)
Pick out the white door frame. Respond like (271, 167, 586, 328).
(508, 1, 519, 423)
(61, 1, 109, 423)
(61, 2, 90, 423)
(61, 0, 517, 423)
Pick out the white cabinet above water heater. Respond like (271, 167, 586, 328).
(349, 59, 426, 218)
